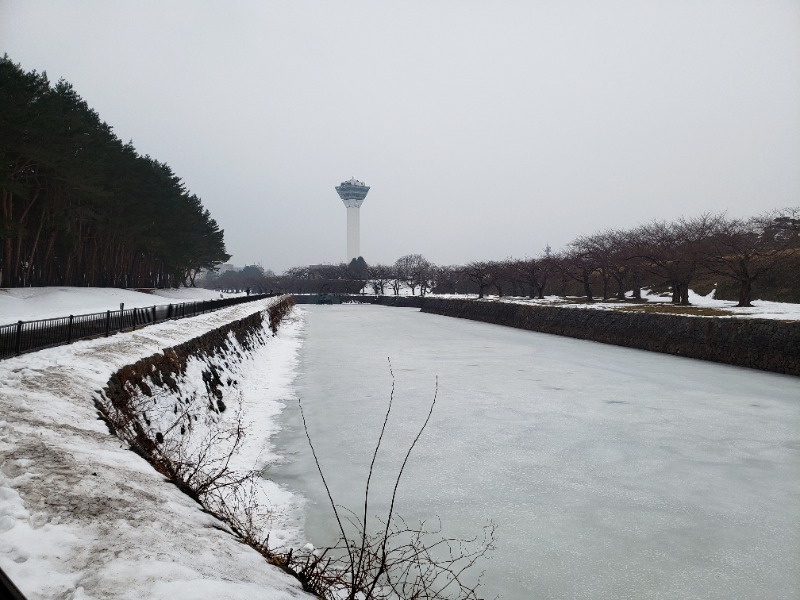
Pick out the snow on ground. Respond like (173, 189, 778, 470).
(234, 314, 307, 550)
(435, 289, 800, 321)
(353, 278, 800, 321)
(639, 288, 800, 319)
(0, 286, 244, 326)
(0, 294, 312, 600)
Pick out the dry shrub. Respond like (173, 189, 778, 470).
(282, 361, 495, 600)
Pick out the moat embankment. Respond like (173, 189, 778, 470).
(293, 295, 800, 376)
(95, 295, 310, 589)
(0, 295, 310, 600)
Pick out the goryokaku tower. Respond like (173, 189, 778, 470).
(334, 177, 370, 262)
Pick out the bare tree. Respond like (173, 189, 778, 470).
(395, 254, 432, 296)
(389, 269, 404, 296)
(485, 260, 514, 297)
(511, 255, 556, 299)
(417, 261, 436, 297)
(572, 230, 639, 300)
(368, 264, 393, 295)
(428, 264, 459, 295)
(557, 246, 598, 301)
(764, 206, 800, 245)
(461, 261, 493, 298)
(570, 234, 616, 300)
(629, 214, 723, 305)
(706, 208, 800, 306)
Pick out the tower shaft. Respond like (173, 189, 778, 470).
(335, 177, 370, 263)
(347, 205, 360, 262)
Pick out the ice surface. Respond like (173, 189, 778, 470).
(272, 305, 800, 599)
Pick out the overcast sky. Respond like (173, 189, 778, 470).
(2, 1, 799, 271)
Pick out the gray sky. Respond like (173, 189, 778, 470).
(2, 1, 799, 272)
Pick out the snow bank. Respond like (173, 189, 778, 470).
(0, 296, 312, 599)
(0, 286, 244, 325)
(477, 289, 800, 321)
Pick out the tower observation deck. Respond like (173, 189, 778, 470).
(335, 177, 370, 261)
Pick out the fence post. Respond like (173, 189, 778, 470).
(202, 300, 205, 314)
(105, 311, 111, 337)
(133, 308, 137, 329)
(14, 321, 22, 356)
(67, 315, 74, 343)
(152, 306, 156, 323)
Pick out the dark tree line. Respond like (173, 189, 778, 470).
(205, 261, 367, 295)
(0, 56, 230, 288)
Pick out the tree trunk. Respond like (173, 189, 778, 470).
(582, 270, 593, 301)
(41, 230, 57, 284)
(631, 269, 642, 299)
(1, 190, 12, 287)
(679, 283, 691, 305)
(737, 279, 753, 307)
(23, 207, 47, 286)
(1, 237, 12, 288)
(614, 271, 626, 300)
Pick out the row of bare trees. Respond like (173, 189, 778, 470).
(233, 209, 797, 307)
(449, 210, 798, 307)
(204, 255, 441, 298)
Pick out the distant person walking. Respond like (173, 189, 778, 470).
(246, 287, 250, 296)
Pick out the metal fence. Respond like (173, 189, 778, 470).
(0, 293, 274, 360)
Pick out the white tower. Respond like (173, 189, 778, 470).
(334, 177, 370, 262)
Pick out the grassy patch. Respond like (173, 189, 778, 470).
(613, 304, 732, 317)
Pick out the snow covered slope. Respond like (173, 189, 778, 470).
(0, 287, 243, 325)
(0, 295, 312, 600)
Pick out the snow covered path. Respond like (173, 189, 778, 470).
(0, 286, 245, 325)
(0, 297, 311, 600)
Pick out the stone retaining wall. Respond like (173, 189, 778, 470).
(291, 294, 424, 307)
(97, 295, 296, 487)
(291, 294, 799, 375)
(419, 298, 800, 376)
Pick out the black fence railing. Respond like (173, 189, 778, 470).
(0, 293, 275, 360)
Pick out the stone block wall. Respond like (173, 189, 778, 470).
(420, 298, 800, 377)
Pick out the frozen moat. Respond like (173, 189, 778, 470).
(270, 305, 800, 599)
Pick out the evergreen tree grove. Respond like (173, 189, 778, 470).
(0, 55, 230, 288)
